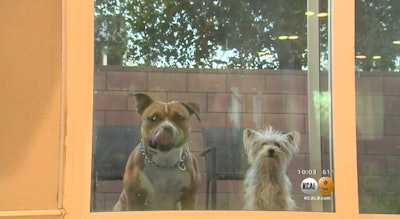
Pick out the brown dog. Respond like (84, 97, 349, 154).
(113, 93, 201, 210)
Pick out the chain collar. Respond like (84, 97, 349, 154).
(140, 141, 188, 171)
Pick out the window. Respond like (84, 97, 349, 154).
(91, 0, 335, 212)
(64, 0, 364, 218)
(355, 0, 400, 214)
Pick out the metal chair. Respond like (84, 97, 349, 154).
(201, 126, 248, 209)
(91, 125, 141, 211)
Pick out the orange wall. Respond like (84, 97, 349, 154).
(0, 0, 62, 215)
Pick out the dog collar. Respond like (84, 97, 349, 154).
(140, 141, 188, 171)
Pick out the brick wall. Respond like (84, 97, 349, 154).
(93, 66, 309, 130)
(92, 66, 400, 212)
(355, 72, 400, 213)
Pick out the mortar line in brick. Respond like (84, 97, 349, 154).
(225, 71, 228, 93)
(105, 69, 109, 91)
(205, 93, 209, 113)
(264, 74, 267, 94)
(145, 71, 149, 93)
(283, 94, 288, 113)
(125, 92, 128, 111)
(186, 72, 189, 92)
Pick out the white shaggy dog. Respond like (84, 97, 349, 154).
(243, 127, 300, 210)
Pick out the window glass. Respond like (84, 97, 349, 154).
(91, 0, 335, 212)
(356, 0, 400, 214)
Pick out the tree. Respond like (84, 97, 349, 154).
(355, 0, 400, 71)
(95, 0, 400, 71)
(95, 0, 130, 65)
(95, 0, 310, 69)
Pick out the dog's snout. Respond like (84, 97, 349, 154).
(161, 125, 174, 134)
(268, 148, 275, 155)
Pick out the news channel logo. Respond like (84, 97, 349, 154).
(318, 177, 334, 195)
(301, 177, 333, 195)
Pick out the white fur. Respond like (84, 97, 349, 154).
(140, 147, 191, 209)
(243, 126, 299, 211)
(149, 145, 184, 166)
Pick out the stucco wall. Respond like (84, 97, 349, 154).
(0, 0, 62, 216)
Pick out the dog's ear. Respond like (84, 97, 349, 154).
(181, 102, 201, 122)
(134, 93, 153, 115)
(243, 128, 257, 152)
(286, 131, 300, 153)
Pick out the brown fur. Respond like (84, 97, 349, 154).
(113, 93, 201, 210)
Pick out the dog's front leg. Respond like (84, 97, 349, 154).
(180, 156, 201, 210)
(122, 147, 151, 210)
(123, 164, 149, 210)
(180, 188, 197, 210)
(124, 171, 150, 210)
(124, 187, 147, 210)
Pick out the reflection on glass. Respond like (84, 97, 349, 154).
(92, 0, 334, 212)
(356, 0, 400, 214)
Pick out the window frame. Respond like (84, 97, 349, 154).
(61, 0, 389, 218)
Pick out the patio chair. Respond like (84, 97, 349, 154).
(91, 125, 141, 211)
(201, 126, 248, 209)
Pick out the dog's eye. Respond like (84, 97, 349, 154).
(148, 115, 158, 122)
(173, 113, 186, 121)
(274, 142, 281, 147)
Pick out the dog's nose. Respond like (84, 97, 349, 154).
(161, 125, 174, 134)
(268, 149, 275, 155)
